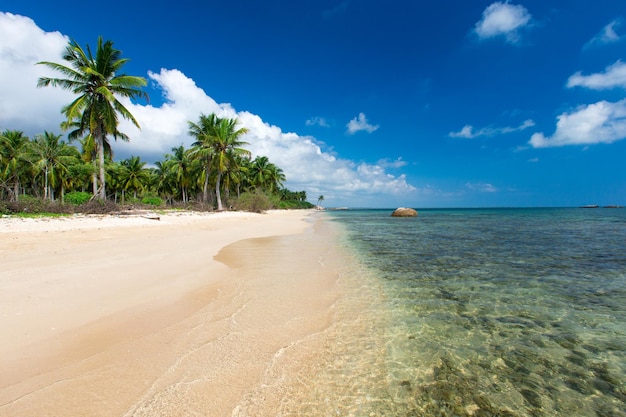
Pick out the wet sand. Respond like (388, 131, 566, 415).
(0, 210, 385, 417)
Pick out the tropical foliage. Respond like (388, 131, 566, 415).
(0, 121, 312, 211)
(1, 37, 314, 212)
(37, 37, 148, 200)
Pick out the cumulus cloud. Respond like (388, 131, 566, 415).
(0, 12, 73, 133)
(0, 11, 416, 206)
(474, 2, 532, 44)
(529, 99, 626, 148)
(346, 112, 379, 134)
(465, 182, 498, 193)
(376, 157, 408, 169)
(449, 119, 535, 138)
(584, 19, 624, 49)
(305, 116, 330, 127)
(567, 60, 626, 90)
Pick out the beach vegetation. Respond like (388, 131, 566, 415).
(233, 189, 273, 213)
(28, 131, 81, 201)
(64, 191, 92, 205)
(188, 113, 250, 211)
(0, 129, 30, 201)
(1, 38, 317, 213)
(37, 37, 148, 201)
(141, 195, 163, 206)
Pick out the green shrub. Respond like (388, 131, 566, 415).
(233, 190, 273, 213)
(16, 194, 46, 213)
(276, 200, 315, 209)
(64, 191, 92, 205)
(141, 195, 163, 206)
(80, 199, 120, 214)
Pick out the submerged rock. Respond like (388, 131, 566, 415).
(391, 207, 418, 217)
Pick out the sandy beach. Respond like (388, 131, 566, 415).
(0, 210, 384, 417)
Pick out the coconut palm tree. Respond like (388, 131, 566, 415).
(211, 117, 250, 211)
(29, 131, 81, 201)
(248, 156, 286, 193)
(248, 156, 271, 189)
(37, 37, 148, 200)
(189, 113, 250, 210)
(151, 160, 176, 204)
(165, 145, 194, 203)
(188, 113, 218, 203)
(0, 130, 30, 201)
(317, 195, 324, 207)
(117, 155, 150, 199)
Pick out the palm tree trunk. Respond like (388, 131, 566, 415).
(13, 180, 19, 202)
(97, 134, 106, 200)
(216, 171, 223, 211)
(44, 168, 49, 200)
(203, 169, 210, 202)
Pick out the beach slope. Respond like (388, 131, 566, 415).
(0, 210, 346, 416)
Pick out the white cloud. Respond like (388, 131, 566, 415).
(529, 99, 626, 148)
(567, 60, 626, 90)
(449, 119, 535, 138)
(0, 11, 416, 206)
(465, 182, 498, 193)
(0, 12, 73, 133)
(376, 157, 408, 169)
(305, 116, 330, 127)
(346, 112, 379, 134)
(584, 19, 624, 48)
(474, 2, 532, 44)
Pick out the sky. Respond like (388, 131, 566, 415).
(1, 0, 625, 208)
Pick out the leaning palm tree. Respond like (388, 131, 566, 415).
(37, 37, 148, 200)
(317, 195, 324, 207)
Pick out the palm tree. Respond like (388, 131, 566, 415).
(117, 156, 150, 199)
(0, 130, 30, 201)
(29, 132, 81, 201)
(151, 161, 176, 204)
(76, 134, 111, 195)
(211, 117, 250, 211)
(188, 113, 218, 203)
(248, 156, 271, 189)
(189, 113, 250, 210)
(317, 195, 324, 207)
(248, 156, 286, 193)
(165, 145, 194, 203)
(266, 163, 285, 193)
(37, 37, 148, 200)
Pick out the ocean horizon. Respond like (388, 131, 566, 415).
(314, 207, 625, 416)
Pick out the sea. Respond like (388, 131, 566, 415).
(314, 207, 626, 417)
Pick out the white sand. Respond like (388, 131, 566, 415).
(0, 209, 368, 416)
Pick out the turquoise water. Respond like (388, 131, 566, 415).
(326, 208, 626, 417)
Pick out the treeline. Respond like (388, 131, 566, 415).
(0, 37, 314, 214)
(0, 128, 313, 212)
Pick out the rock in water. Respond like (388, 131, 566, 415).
(391, 207, 418, 217)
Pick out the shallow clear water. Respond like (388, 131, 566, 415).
(325, 208, 626, 417)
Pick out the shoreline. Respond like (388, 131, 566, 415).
(1, 209, 381, 416)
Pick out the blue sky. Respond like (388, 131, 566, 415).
(1, 1, 625, 208)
